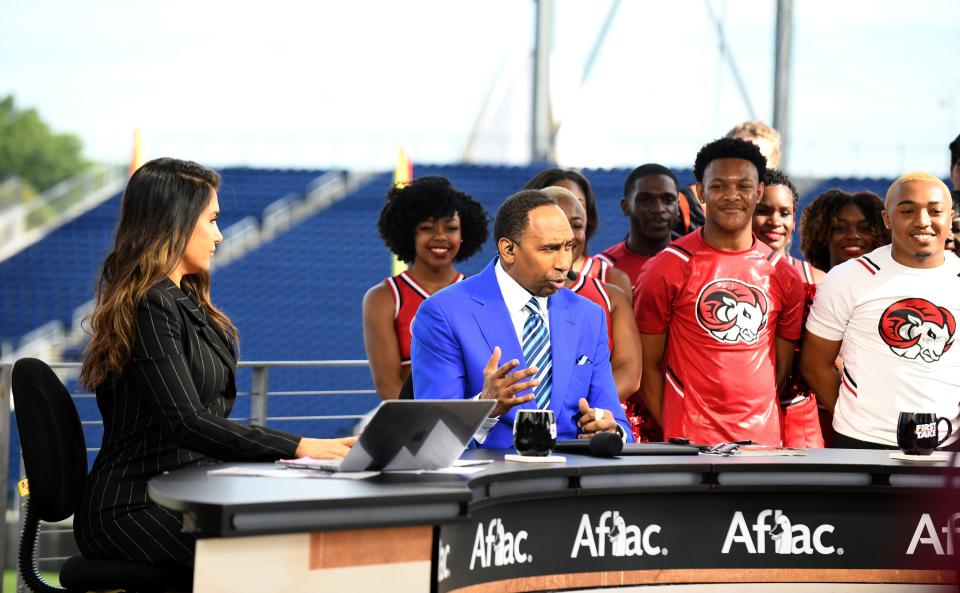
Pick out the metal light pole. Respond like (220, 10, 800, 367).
(531, 0, 554, 163)
(773, 0, 794, 170)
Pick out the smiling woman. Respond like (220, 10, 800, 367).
(753, 168, 826, 448)
(753, 171, 798, 254)
(799, 189, 890, 272)
(362, 176, 489, 399)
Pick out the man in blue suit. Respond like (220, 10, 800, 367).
(411, 190, 632, 448)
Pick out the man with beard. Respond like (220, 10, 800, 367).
(634, 138, 804, 446)
(411, 190, 632, 448)
(802, 172, 960, 450)
(598, 164, 681, 289)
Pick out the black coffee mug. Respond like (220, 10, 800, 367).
(897, 412, 953, 455)
(513, 409, 557, 457)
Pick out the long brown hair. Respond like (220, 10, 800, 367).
(80, 158, 238, 389)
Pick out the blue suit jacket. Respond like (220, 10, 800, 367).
(411, 258, 632, 447)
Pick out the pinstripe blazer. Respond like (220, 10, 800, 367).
(76, 278, 300, 560)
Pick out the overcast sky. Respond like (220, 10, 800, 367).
(3, 0, 958, 178)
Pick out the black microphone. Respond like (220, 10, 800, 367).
(566, 269, 578, 281)
(589, 431, 624, 456)
(554, 432, 623, 457)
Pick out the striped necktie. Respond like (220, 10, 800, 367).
(522, 297, 552, 409)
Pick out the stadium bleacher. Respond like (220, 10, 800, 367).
(0, 168, 328, 353)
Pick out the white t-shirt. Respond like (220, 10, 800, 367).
(806, 245, 960, 446)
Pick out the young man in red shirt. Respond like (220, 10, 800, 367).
(634, 138, 804, 446)
(598, 164, 681, 288)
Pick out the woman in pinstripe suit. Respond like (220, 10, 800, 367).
(76, 158, 355, 566)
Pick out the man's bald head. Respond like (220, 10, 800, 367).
(882, 171, 953, 269)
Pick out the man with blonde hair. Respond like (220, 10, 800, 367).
(801, 172, 960, 449)
(726, 120, 782, 169)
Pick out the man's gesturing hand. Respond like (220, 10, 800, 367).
(480, 346, 538, 417)
(576, 397, 618, 437)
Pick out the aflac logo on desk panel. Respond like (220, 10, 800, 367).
(570, 510, 666, 558)
(721, 509, 841, 555)
(906, 513, 960, 555)
(469, 518, 531, 570)
(437, 537, 451, 582)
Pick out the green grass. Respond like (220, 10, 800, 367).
(4, 569, 61, 591)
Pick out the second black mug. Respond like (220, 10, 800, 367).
(897, 412, 952, 455)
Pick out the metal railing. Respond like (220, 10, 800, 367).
(0, 165, 126, 263)
(0, 359, 376, 592)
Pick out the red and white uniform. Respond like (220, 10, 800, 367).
(386, 271, 464, 365)
(780, 255, 825, 448)
(597, 241, 652, 288)
(577, 256, 610, 282)
(789, 255, 817, 287)
(634, 230, 805, 446)
(806, 245, 960, 447)
(571, 274, 613, 351)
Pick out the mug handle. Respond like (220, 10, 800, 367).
(936, 417, 953, 448)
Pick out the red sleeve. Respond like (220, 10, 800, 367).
(774, 260, 804, 341)
(633, 254, 679, 334)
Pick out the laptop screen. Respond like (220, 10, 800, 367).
(340, 399, 495, 471)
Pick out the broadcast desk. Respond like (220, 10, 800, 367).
(148, 449, 960, 593)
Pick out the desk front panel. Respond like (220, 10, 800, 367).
(437, 489, 958, 592)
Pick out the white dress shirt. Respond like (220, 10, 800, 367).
(494, 258, 551, 343)
(474, 259, 550, 444)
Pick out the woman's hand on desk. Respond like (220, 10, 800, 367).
(295, 436, 357, 459)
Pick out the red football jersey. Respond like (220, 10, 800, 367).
(597, 241, 651, 288)
(634, 230, 804, 446)
(386, 271, 464, 365)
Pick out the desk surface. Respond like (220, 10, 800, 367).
(149, 448, 960, 538)
(149, 463, 473, 537)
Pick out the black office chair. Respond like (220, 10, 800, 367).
(11, 357, 192, 593)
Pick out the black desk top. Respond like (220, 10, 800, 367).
(148, 463, 473, 537)
(149, 449, 960, 537)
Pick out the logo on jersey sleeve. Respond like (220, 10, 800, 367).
(695, 279, 769, 344)
(878, 298, 956, 363)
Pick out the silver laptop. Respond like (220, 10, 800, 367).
(307, 400, 495, 472)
